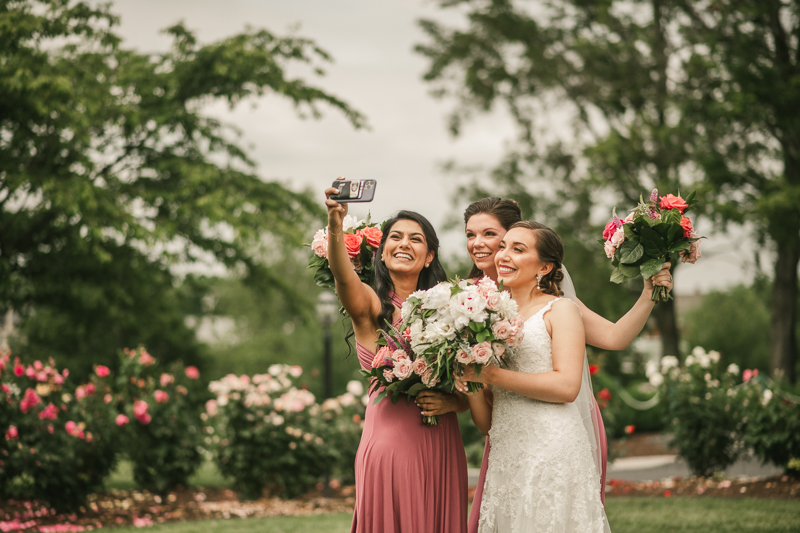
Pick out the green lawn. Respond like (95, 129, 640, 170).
(105, 498, 800, 533)
(104, 460, 232, 491)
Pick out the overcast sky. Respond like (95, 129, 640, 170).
(109, 0, 757, 295)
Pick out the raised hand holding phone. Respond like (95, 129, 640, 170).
(329, 178, 376, 203)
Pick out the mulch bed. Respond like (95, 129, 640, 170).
(605, 474, 800, 499)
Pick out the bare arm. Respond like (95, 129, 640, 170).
(579, 262, 673, 351)
(458, 300, 586, 403)
(324, 187, 381, 342)
(466, 388, 493, 435)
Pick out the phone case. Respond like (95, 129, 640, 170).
(331, 179, 376, 203)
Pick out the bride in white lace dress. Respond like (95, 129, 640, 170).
(456, 221, 610, 533)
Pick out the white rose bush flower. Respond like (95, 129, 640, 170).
(361, 277, 524, 425)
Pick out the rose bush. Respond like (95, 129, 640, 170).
(205, 365, 342, 499)
(113, 347, 206, 494)
(319, 380, 368, 485)
(654, 347, 749, 476)
(0, 351, 118, 510)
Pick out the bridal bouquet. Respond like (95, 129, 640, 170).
(600, 189, 702, 303)
(361, 277, 525, 425)
(308, 214, 382, 290)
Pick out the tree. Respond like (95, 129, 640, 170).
(0, 0, 365, 376)
(417, 0, 694, 358)
(676, 0, 800, 382)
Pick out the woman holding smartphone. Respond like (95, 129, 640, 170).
(324, 185, 468, 533)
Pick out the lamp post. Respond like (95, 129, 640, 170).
(316, 291, 338, 400)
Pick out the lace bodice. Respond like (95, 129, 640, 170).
(478, 298, 609, 533)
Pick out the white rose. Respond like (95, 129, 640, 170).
(660, 355, 679, 372)
(422, 282, 453, 310)
(727, 364, 740, 376)
(708, 350, 721, 364)
(649, 372, 664, 387)
(342, 215, 361, 231)
(495, 293, 518, 320)
(762, 389, 773, 405)
(645, 361, 659, 378)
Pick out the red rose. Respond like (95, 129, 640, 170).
(659, 194, 688, 213)
(361, 226, 383, 249)
(597, 388, 612, 401)
(589, 364, 600, 375)
(679, 216, 693, 237)
(602, 220, 619, 240)
(343, 231, 363, 259)
(625, 425, 635, 434)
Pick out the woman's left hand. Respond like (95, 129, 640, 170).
(415, 390, 460, 417)
(645, 262, 673, 293)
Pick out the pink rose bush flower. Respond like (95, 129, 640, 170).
(116, 414, 129, 427)
(154, 390, 169, 403)
(184, 366, 200, 379)
(95, 365, 110, 378)
(360, 276, 523, 425)
(5, 425, 19, 440)
(133, 400, 151, 424)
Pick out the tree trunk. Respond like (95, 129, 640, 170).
(770, 235, 799, 383)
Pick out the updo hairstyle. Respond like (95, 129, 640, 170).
(463, 197, 523, 279)
(508, 221, 565, 297)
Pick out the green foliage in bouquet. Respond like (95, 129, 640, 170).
(600, 191, 702, 302)
(113, 348, 206, 494)
(0, 352, 118, 511)
(205, 366, 337, 499)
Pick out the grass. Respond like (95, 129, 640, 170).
(103, 498, 799, 533)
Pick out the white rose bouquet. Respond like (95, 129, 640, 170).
(360, 277, 525, 425)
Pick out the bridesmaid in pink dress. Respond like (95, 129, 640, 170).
(442, 198, 673, 531)
(324, 186, 469, 533)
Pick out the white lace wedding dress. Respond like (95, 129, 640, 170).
(478, 298, 610, 533)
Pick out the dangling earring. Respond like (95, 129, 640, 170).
(536, 274, 543, 290)
(425, 262, 430, 268)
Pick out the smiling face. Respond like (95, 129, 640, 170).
(495, 227, 552, 289)
(466, 213, 507, 278)
(380, 219, 435, 275)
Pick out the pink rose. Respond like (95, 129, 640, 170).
(205, 399, 219, 416)
(610, 228, 625, 246)
(421, 368, 440, 387)
(26, 366, 35, 378)
(53, 374, 64, 385)
(373, 346, 392, 368)
(133, 400, 149, 422)
(160, 373, 174, 387)
(154, 390, 169, 403)
(382, 368, 395, 382)
(343, 231, 363, 259)
(35, 371, 47, 382)
(681, 236, 702, 264)
(412, 358, 428, 376)
(65, 420, 77, 436)
(492, 342, 505, 357)
(19, 388, 41, 413)
(38, 403, 58, 421)
(604, 240, 617, 259)
(138, 413, 152, 425)
(85, 383, 95, 395)
(659, 194, 689, 213)
(472, 342, 493, 365)
(116, 414, 129, 427)
(139, 351, 155, 366)
(5, 425, 18, 440)
(491, 319, 512, 340)
(680, 216, 693, 238)
(392, 349, 408, 362)
(95, 365, 110, 378)
(288, 365, 303, 378)
(624, 212, 635, 223)
(33, 360, 42, 370)
(311, 228, 329, 258)
(485, 291, 502, 312)
(185, 366, 200, 379)
(393, 358, 414, 380)
(13, 363, 24, 377)
(455, 348, 473, 365)
(104, 394, 113, 404)
(361, 226, 383, 249)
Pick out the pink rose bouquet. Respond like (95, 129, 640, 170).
(361, 276, 523, 425)
(308, 214, 383, 291)
(600, 189, 703, 302)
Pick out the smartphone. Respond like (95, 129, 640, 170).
(330, 179, 376, 203)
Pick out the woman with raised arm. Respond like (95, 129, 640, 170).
(324, 186, 468, 533)
(447, 197, 672, 532)
(457, 221, 610, 532)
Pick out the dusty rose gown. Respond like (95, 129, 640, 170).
(467, 401, 608, 532)
(351, 292, 468, 533)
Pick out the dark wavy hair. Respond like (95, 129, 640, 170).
(373, 210, 448, 329)
(508, 221, 565, 297)
(463, 197, 523, 279)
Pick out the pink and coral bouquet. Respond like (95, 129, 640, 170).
(308, 214, 382, 290)
(600, 189, 703, 303)
(361, 276, 523, 425)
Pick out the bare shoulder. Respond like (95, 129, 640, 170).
(548, 297, 582, 320)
